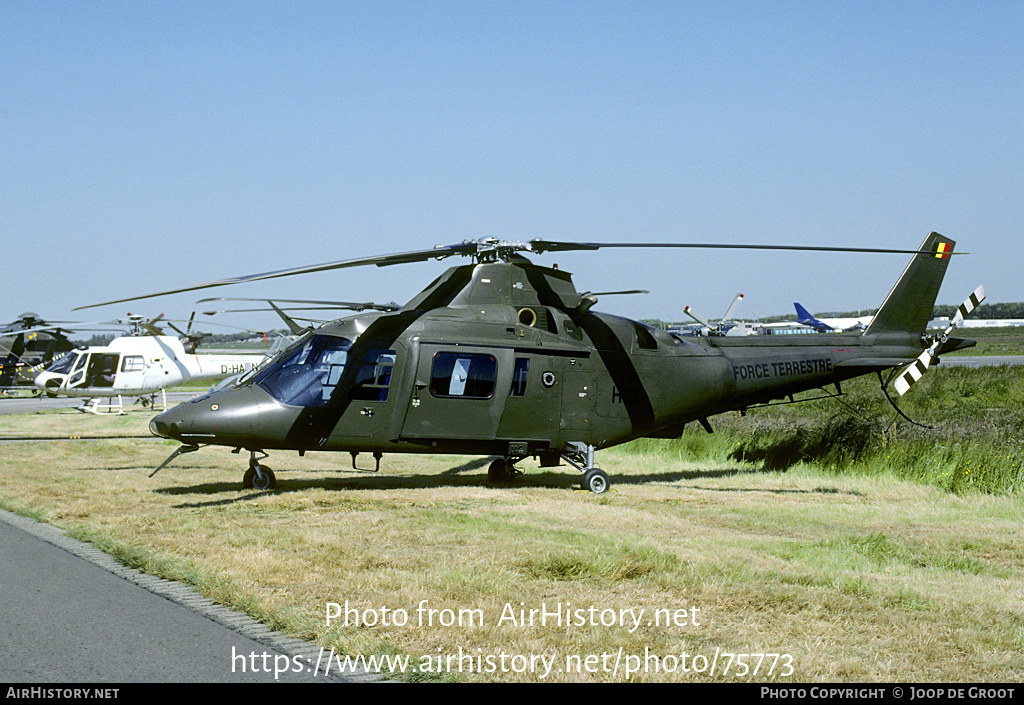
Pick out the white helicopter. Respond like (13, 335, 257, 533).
(33, 314, 269, 414)
(672, 293, 751, 336)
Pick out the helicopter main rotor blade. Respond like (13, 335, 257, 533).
(75, 236, 964, 311)
(202, 307, 383, 316)
(196, 297, 400, 312)
(527, 239, 960, 256)
(580, 289, 650, 297)
(74, 243, 477, 310)
(1, 323, 124, 337)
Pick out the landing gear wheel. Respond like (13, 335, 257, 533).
(243, 465, 276, 490)
(582, 468, 610, 494)
(487, 458, 519, 484)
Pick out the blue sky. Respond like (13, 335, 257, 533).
(3, 1, 1021, 333)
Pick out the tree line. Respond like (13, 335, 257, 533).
(75, 302, 1024, 345)
(820, 302, 1024, 320)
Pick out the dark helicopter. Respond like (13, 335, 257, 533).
(1, 313, 79, 391)
(78, 233, 982, 493)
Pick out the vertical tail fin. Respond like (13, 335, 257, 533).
(863, 232, 954, 336)
(794, 303, 833, 331)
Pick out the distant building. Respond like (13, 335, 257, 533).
(927, 318, 1024, 329)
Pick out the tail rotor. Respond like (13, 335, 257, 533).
(893, 285, 986, 395)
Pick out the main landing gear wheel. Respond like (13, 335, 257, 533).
(487, 458, 520, 485)
(561, 443, 613, 494)
(581, 468, 609, 494)
(243, 464, 276, 490)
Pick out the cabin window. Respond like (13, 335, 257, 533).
(121, 355, 145, 373)
(633, 322, 659, 350)
(510, 357, 530, 396)
(88, 354, 119, 387)
(430, 352, 497, 399)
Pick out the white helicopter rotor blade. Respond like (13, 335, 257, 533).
(683, 305, 712, 328)
(722, 293, 745, 321)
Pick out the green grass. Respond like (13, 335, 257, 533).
(1, 364, 1022, 681)
(618, 366, 1024, 495)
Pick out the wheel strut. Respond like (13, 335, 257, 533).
(562, 442, 611, 494)
(243, 450, 276, 490)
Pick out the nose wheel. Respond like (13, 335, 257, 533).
(487, 457, 522, 484)
(243, 451, 276, 490)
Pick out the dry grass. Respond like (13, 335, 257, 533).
(1, 408, 1022, 682)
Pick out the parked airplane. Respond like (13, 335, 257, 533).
(793, 303, 873, 332)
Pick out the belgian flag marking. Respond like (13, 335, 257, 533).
(934, 242, 952, 259)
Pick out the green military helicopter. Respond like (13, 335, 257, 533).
(79, 233, 983, 492)
(1, 313, 81, 392)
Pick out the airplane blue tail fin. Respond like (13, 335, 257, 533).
(794, 303, 831, 331)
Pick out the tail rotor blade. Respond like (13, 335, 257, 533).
(944, 285, 986, 335)
(894, 348, 936, 396)
(894, 284, 985, 396)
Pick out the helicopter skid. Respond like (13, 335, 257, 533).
(78, 396, 127, 416)
(75, 389, 168, 415)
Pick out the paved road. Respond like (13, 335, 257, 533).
(0, 391, 200, 416)
(936, 355, 1024, 368)
(0, 508, 377, 683)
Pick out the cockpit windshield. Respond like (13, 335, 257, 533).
(46, 351, 79, 375)
(253, 334, 354, 407)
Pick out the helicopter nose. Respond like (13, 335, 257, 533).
(34, 373, 62, 392)
(148, 392, 204, 441)
(148, 386, 268, 445)
(149, 396, 201, 441)
(150, 406, 186, 440)
(149, 415, 171, 439)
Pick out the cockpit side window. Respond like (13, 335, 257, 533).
(352, 350, 396, 401)
(254, 335, 354, 407)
